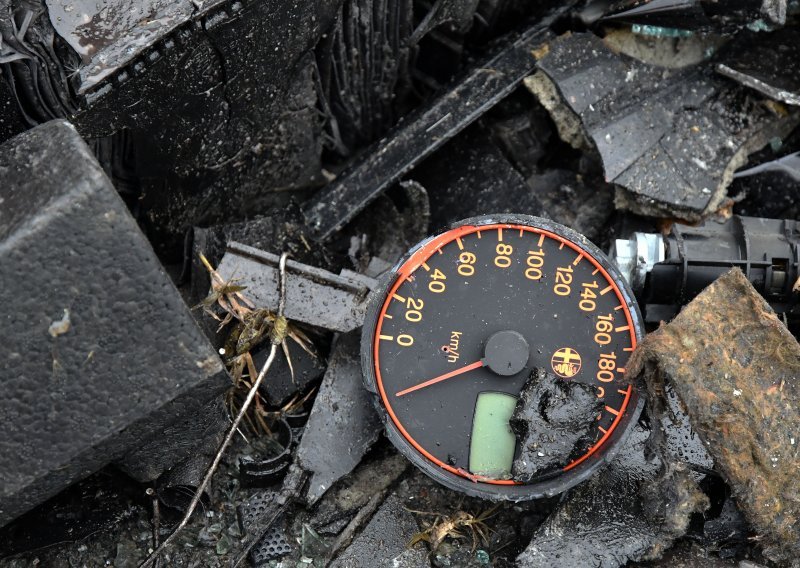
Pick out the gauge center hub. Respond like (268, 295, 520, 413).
(483, 330, 529, 376)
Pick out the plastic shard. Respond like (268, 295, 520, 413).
(527, 32, 799, 222)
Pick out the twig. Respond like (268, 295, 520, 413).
(139, 253, 290, 568)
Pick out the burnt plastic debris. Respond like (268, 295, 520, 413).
(301, 10, 565, 242)
(597, 0, 787, 31)
(510, 369, 605, 483)
(1, 0, 567, 261)
(0, 2, 80, 127)
(238, 417, 294, 488)
(2, 0, 340, 257)
(250, 338, 326, 407)
(295, 332, 382, 506)
(315, 0, 415, 159)
(527, 32, 799, 223)
(115, 397, 228, 487)
(411, 122, 546, 228)
(0, 120, 228, 527)
(214, 242, 377, 333)
(716, 26, 800, 107)
(0, 468, 146, 559)
(238, 495, 297, 565)
(232, 464, 308, 565)
(329, 494, 430, 568)
(611, 215, 800, 325)
(230, 333, 384, 563)
(517, 426, 707, 567)
(628, 268, 800, 565)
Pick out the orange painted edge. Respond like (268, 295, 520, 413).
(373, 223, 639, 485)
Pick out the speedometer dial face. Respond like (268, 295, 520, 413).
(361, 214, 644, 500)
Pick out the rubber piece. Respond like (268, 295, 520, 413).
(0, 120, 228, 527)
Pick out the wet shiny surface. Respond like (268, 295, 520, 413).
(45, 0, 213, 90)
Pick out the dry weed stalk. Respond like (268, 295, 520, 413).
(139, 253, 292, 568)
(408, 504, 501, 553)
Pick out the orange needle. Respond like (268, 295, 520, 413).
(395, 360, 486, 397)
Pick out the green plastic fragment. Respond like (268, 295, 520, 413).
(746, 19, 773, 32)
(631, 24, 693, 38)
(469, 392, 518, 478)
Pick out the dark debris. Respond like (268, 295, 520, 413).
(629, 268, 800, 565)
(2, 2, 800, 568)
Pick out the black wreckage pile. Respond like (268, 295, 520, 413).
(1, 1, 800, 567)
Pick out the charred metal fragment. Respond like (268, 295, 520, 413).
(238, 493, 298, 565)
(245, 511, 296, 565)
(232, 465, 307, 566)
(295, 332, 382, 505)
(528, 32, 798, 222)
(510, 368, 604, 482)
(628, 268, 800, 565)
(214, 243, 378, 333)
(716, 27, 800, 106)
(302, 10, 566, 241)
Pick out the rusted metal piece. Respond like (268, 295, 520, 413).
(629, 268, 800, 565)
